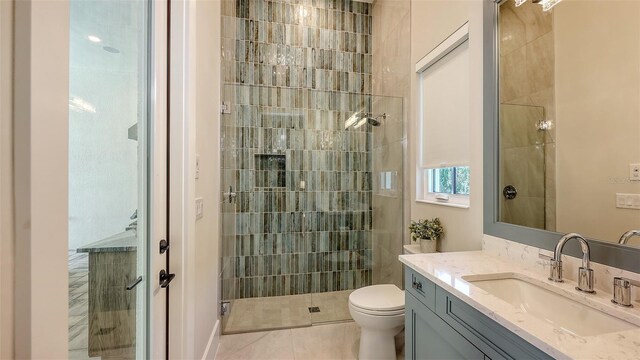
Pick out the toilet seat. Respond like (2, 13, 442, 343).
(349, 284, 405, 316)
(349, 303, 404, 316)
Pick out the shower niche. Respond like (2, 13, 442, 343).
(255, 154, 286, 188)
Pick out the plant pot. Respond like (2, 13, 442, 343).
(419, 238, 437, 253)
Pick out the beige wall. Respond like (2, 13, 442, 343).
(410, 0, 484, 251)
(194, 0, 222, 358)
(372, 0, 410, 288)
(13, 0, 69, 357)
(555, 1, 640, 243)
(0, 0, 14, 358)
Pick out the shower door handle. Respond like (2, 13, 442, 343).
(223, 186, 237, 203)
(503, 185, 517, 200)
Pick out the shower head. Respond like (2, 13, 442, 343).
(348, 112, 388, 129)
(365, 113, 387, 127)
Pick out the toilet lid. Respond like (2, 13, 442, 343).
(349, 284, 405, 312)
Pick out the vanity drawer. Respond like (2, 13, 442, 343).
(404, 267, 436, 310)
(434, 287, 553, 360)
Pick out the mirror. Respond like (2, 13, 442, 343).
(497, 0, 640, 247)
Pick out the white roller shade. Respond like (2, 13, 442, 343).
(419, 39, 470, 169)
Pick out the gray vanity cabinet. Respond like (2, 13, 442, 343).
(407, 293, 486, 359)
(404, 267, 553, 360)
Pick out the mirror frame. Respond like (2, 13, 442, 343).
(482, 0, 640, 273)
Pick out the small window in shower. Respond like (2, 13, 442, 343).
(255, 154, 286, 188)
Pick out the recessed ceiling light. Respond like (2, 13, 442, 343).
(103, 46, 120, 54)
(88, 35, 102, 43)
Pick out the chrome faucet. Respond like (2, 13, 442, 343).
(539, 233, 595, 293)
(618, 230, 640, 245)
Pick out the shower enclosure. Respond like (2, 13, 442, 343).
(219, 84, 405, 333)
(498, 104, 549, 230)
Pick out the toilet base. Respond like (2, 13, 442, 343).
(358, 326, 403, 360)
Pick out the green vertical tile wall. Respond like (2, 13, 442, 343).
(222, 0, 373, 299)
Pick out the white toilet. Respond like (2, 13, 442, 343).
(349, 284, 405, 360)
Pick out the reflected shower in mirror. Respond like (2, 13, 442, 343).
(498, 0, 640, 246)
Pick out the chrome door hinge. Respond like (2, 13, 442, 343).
(221, 101, 231, 114)
(220, 301, 230, 316)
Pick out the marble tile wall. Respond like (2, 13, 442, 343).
(371, 0, 410, 289)
(499, 104, 545, 229)
(499, 0, 556, 231)
(221, 0, 374, 299)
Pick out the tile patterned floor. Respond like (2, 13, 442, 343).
(215, 322, 404, 360)
(224, 290, 354, 333)
(68, 250, 98, 360)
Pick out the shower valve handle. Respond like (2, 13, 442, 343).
(224, 186, 237, 203)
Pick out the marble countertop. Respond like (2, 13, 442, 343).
(77, 230, 137, 253)
(399, 251, 640, 360)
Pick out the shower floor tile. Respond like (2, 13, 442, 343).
(223, 290, 354, 334)
(310, 290, 353, 324)
(224, 294, 312, 333)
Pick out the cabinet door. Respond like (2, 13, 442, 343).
(407, 293, 485, 360)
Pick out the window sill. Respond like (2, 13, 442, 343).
(415, 198, 470, 209)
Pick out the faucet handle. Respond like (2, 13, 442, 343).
(612, 277, 640, 307)
(576, 267, 595, 293)
(538, 252, 563, 282)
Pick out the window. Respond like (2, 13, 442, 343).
(415, 22, 471, 208)
(419, 166, 470, 207)
(427, 167, 470, 195)
(378, 170, 398, 196)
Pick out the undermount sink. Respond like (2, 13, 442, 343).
(462, 273, 638, 337)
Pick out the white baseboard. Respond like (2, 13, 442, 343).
(201, 319, 220, 360)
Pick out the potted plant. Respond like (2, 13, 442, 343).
(409, 218, 444, 253)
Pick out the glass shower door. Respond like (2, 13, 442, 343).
(218, 86, 407, 332)
(308, 92, 405, 324)
(68, 0, 158, 357)
(220, 84, 238, 333)
(220, 84, 315, 334)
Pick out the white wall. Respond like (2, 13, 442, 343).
(68, 1, 143, 250)
(13, 0, 69, 357)
(193, 0, 222, 358)
(410, 0, 484, 251)
(0, 0, 14, 357)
